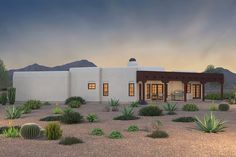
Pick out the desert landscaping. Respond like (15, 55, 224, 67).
(0, 98, 236, 157)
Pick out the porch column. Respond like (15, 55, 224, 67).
(202, 82, 205, 101)
(183, 81, 188, 102)
(164, 82, 168, 102)
(142, 81, 146, 101)
(221, 83, 224, 100)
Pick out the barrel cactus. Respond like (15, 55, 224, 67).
(20, 123, 41, 139)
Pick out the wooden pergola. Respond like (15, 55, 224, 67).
(137, 71, 224, 102)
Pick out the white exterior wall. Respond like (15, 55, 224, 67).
(13, 71, 69, 101)
(70, 67, 100, 101)
(101, 67, 138, 102)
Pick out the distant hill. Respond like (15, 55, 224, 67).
(205, 67, 236, 93)
(8, 60, 96, 80)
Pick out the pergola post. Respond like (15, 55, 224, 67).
(201, 82, 205, 101)
(142, 81, 146, 102)
(164, 82, 168, 102)
(183, 81, 188, 102)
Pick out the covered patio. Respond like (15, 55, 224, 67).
(137, 71, 224, 102)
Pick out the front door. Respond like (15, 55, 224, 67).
(152, 84, 163, 100)
(192, 84, 201, 99)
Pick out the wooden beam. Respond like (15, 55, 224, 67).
(164, 83, 168, 102)
(184, 82, 187, 102)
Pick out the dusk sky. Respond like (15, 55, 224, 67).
(1, 0, 236, 72)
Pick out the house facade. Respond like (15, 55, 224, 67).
(13, 58, 224, 103)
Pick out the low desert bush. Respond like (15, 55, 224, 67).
(86, 113, 98, 122)
(127, 125, 139, 132)
(40, 115, 62, 121)
(59, 137, 83, 145)
(139, 105, 162, 116)
(52, 106, 63, 114)
(130, 101, 140, 108)
(67, 100, 81, 108)
(114, 107, 139, 120)
(108, 131, 123, 139)
(172, 117, 196, 122)
(5, 106, 22, 119)
(218, 104, 230, 111)
(65, 96, 85, 105)
(60, 109, 83, 124)
(91, 128, 104, 136)
(209, 104, 218, 111)
(45, 122, 62, 140)
(23, 100, 42, 110)
(0, 125, 21, 134)
(18, 105, 32, 114)
(195, 112, 226, 133)
(3, 126, 20, 138)
(163, 102, 177, 115)
(147, 130, 169, 138)
(43, 102, 51, 106)
(182, 103, 199, 111)
(205, 93, 233, 100)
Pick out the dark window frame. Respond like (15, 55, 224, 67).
(146, 84, 151, 99)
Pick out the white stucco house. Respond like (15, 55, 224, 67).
(13, 58, 224, 103)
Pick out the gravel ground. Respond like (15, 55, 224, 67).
(0, 100, 236, 157)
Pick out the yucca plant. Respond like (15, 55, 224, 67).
(195, 112, 226, 133)
(114, 107, 139, 120)
(5, 106, 22, 119)
(163, 102, 177, 115)
(109, 99, 119, 111)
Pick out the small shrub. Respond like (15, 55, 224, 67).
(147, 130, 169, 138)
(163, 102, 177, 115)
(218, 104, 230, 111)
(8, 87, 16, 105)
(172, 117, 196, 122)
(52, 106, 63, 114)
(65, 96, 85, 104)
(20, 123, 41, 139)
(114, 107, 139, 120)
(91, 128, 104, 136)
(130, 101, 139, 108)
(195, 112, 226, 133)
(205, 93, 233, 100)
(139, 105, 162, 116)
(209, 105, 218, 111)
(18, 105, 32, 114)
(68, 100, 81, 108)
(0, 126, 21, 134)
(45, 123, 62, 140)
(182, 104, 199, 111)
(3, 126, 20, 138)
(86, 113, 98, 122)
(23, 100, 42, 110)
(43, 102, 51, 105)
(59, 137, 83, 145)
(109, 99, 119, 111)
(61, 109, 83, 124)
(40, 115, 62, 121)
(5, 106, 22, 119)
(0, 93, 7, 105)
(108, 131, 123, 139)
(127, 125, 139, 132)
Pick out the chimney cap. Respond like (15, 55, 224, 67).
(129, 58, 136, 62)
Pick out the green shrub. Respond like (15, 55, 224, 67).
(40, 115, 62, 121)
(205, 93, 233, 100)
(45, 122, 62, 140)
(5, 106, 22, 119)
(17, 105, 32, 114)
(127, 125, 139, 132)
(86, 113, 98, 122)
(91, 128, 104, 136)
(109, 99, 119, 111)
(130, 101, 139, 107)
(209, 104, 218, 111)
(218, 104, 230, 111)
(172, 117, 196, 122)
(163, 102, 177, 115)
(65, 96, 85, 104)
(114, 107, 139, 120)
(68, 100, 81, 108)
(61, 109, 83, 124)
(0, 126, 21, 134)
(43, 102, 51, 105)
(195, 112, 226, 133)
(182, 104, 199, 111)
(139, 105, 162, 116)
(147, 130, 169, 138)
(3, 126, 20, 138)
(108, 131, 123, 139)
(0, 93, 7, 105)
(59, 137, 83, 145)
(8, 87, 16, 105)
(23, 100, 42, 110)
(20, 123, 41, 139)
(52, 106, 63, 114)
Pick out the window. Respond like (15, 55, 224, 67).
(187, 83, 191, 93)
(88, 83, 96, 90)
(103, 83, 109, 96)
(146, 84, 151, 99)
(129, 83, 135, 96)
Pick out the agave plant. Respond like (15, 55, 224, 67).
(5, 106, 22, 119)
(109, 99, 119, 111)
(195, 112, 226, 133)
(122, 107, 134, 117)
(163, 102, 177, 115)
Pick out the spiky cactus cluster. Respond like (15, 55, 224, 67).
(20, 123, 41, 139)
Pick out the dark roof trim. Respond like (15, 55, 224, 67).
(137, 71, 224, 84)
